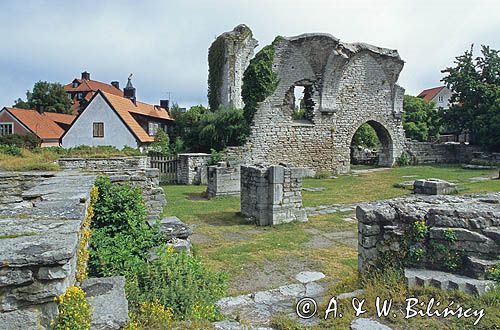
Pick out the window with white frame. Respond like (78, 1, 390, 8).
(0, 123, 13, 136)
(438, 96, 444, 102)
(93, 122, 104, 138)
(148, 122, 160, 136)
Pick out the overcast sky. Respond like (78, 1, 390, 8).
(0, 0, 498, 108)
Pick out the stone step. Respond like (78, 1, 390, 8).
(404, 268, 497, 295)
(466, 256, 500, 279)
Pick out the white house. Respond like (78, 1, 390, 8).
(62, 79, 173, 149)
(417, 86, 452, 109)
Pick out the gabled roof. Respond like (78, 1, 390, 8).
(44, 112, 77, 126)
(2, 107, 75, 140)
(98, 91, 173, 143)
(64, 79, 123, 96)
(417, 86, 445, 101)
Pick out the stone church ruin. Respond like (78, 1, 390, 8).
(209, 25, 406, 174)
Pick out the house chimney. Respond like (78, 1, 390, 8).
(36, 105, 45, 114)
(111, 81, 120, 90)
(160, 99, 169, 110)
(81, 71, 90, 80)
(123, 74, 136, 104)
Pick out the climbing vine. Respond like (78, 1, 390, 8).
(242, 36, 282, 125)
(207, 36, 226, 110)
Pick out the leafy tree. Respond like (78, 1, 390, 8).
(352, 123, 379, 148)
(149, 129, 171, 156)
(13, 81, 72, 114)
(402, 95, 441, 141)
(171, 105, 247, 152)
(441, 45, 500, 149)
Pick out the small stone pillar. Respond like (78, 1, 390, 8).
(207, 162, 241, 199)
(240, 164, 308, 226)
(413, 178, 457, 195)
(177, 153, 211, 185)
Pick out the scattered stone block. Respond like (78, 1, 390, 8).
(82, 277, 129, 330)
(413, 178, 457, 195)
(207, 162, 241, 198)
(148, 216, 192, 240)
(166, 238, 192, 255)
(295, 271, 325, 283)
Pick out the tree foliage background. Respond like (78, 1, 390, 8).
(402, 95, 441, 142)
(13, 81, 72, 114)
(441, 45, 500, 149)
(352, 123, 379, 148)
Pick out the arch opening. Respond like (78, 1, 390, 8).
(350, 120, 393, 167)
(283, 83, 315, 123)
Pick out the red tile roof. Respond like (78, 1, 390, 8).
(100, 91, 173, 143)
(417, 86, 445, 102)
(64, 78, 123, 115)
(4, 108, 75, 140)
(44, 112, 76, 126)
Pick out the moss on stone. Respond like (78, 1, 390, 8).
(207, 36, 227, 111)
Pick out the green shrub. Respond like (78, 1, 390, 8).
(126, 247, 227, 321)
(209, 148, 224, 165)
(88, 177, 161, 277)
(0, 133, 40, 149)
(52, 285, 92, 330)
(396, 153, 410, 166)
(0, 144, 22, 156)
(485, 264, 500, 282)
(352, 123, 379, 148)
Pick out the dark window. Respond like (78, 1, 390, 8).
(0, 123, 13, 136)
(93, 122, 104, 138)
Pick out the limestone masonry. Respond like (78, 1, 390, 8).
(240, 164, 308, 226)
(214, 26, 406, 174)
(357, 193, 499, 294)
(207, 161, 241, 198)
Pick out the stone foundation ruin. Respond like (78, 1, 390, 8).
(207, 162, 241, 198)
(240, 164, 308, 226)
(357, 193, 499, 294)
(211, 25, 406, 174)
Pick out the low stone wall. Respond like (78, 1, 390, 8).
(58, 156, 150, 170)
(0, 171, 96, 329)
(59, 157, 166, 221)
(177, 153, 211, 185)
(207, 162, 241, 198)
(357, 193, 500, 280)
(406, 141, 482, 164)
(240, 164, 308, 226)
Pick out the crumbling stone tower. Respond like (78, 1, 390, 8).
(208, 24, 258, 110)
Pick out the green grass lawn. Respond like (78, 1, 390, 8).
(162, 165, 500, 329)
(302, 165, 500, 206)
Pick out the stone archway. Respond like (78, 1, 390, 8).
(349, 120, 394, 167)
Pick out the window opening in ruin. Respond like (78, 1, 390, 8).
(291, 85, 315, 122)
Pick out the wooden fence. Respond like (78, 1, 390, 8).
(149, 154, 178, 184)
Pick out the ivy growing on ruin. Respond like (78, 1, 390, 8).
(207, 36, 226, 110)
(241, 37, 282, 125)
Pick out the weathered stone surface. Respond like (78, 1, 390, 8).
(241, 164, 308, 226)
(466, 256, 500, 279)
(166, 238, 192, 255)
(0, 171, 96, 328)
(149, 216, 192, 240)
(413, 178, 457, 195)
(350, 318, 393, 330)
(295, 271, 325, 283)
(177, 153, 211, 185)
(405, 268, 496, 295)
(357, 193, 500, 278)
(220, 31, 406, 174)
(82, 277, 129, 330)
(207, 162, 241, 198)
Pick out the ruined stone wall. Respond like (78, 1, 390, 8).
(234, 34, 406, 174)
(209, 24, 258, 109)
(59, 157, 166, 221)
(406, 141, 482, 164)
(357, 194, 500, 281)
(58, 156, 150, 170)
(177, 153, 211, 185)
(0, 172, 96, 329)
(207, 162, 241, 198)
(240, 164, 307, 226)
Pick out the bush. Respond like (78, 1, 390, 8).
(209, 148, 224, 165)
(126, 247, 226, 321)
(88, 177, 161, 277)
(395, 153, 410, 167)
(52, 286, 92, 330)
(352, 123, 379, 148)
(88, 177, 227, 322)
(0, 144, 22, 156)
(0, 133, 40, 149)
